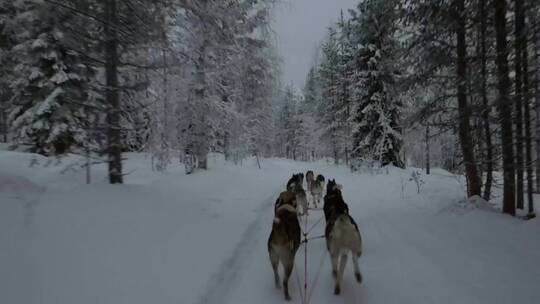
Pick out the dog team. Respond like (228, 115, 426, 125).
(268, 171, 363, 300)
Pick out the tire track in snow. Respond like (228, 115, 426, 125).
(194, 192, 277, 304)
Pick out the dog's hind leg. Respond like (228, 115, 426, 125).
(352, 252, 362, 283)
(334, 253, 348, 295)
(269, 247, 280, 289)
(330, 250, 338, 278)
(282, 255, 294, 301)
(352, 253, 362, 284)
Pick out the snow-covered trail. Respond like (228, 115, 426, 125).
(1, 150, 540, 304)
(223, 164, 540, 304)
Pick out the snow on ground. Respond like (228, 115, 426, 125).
(1, 149, 539, 304)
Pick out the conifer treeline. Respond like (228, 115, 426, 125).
(0, 0, 279, 182)
(276, 0, 538, 217)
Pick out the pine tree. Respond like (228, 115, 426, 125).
(0, 0, 16, 143)
(8, 0, 95, 155)
(300, 67, 322, 160)
(318, 28, 343, 163)
(348, 0, 404, 169)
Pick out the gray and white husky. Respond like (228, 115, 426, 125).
(306, 170, 314, 192)
(293, 183, 309, 216)
(325, 213, 363, 295)
(310, 174, 325, 208)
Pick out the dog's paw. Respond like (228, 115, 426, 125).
(355, 272, 363, 284)
(334, 285, 341, 295)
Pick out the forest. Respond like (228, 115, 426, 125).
(2, 0, 538, 217)
(1, 1, 540, 304)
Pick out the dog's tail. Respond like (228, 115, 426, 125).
(333, 215, 362, 257)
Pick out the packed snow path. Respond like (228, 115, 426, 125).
(1, 150, 539, 304)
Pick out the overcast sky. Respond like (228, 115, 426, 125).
(271, 0, 359, 89)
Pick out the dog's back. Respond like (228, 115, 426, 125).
(268, 204, 301, 250)
(327, 214, 362, 256)
(274, 191, 296, 213)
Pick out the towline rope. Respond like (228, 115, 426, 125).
(295, 202, 327, 304)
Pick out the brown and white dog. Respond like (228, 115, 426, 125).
(285, 174, 308, 215)
(268, 191, 301, 301)
(323, 181, 362, 295)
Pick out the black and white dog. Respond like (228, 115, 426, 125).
(323, 180, 363, 295)
(323, 179, 349, 221)
(286, 173, 302, 192)
(268, 191, 301, 301)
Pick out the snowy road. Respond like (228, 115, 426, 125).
(1, 151, 539, 304)
(213, 163, 540, 304)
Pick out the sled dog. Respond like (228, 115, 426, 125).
(310, 174, 325, 208)
(286, 174, 302, 192)
(306, 170, 314, 192)
(292, 181, 309, 216)
(274, 191, 297, 214)
(323, 179, 349, 221)
(325, 213, 363, 295)
(268, 195, 301, 301)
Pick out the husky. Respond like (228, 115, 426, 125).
(292, 181, 309, 216)
(274, 191, 297, 214)
(286, 174, 302, 192)
(310, 174, 325, 208)
(323, 179, 350, 222)
(268, 196, 301, 301)
(306, 170, 314, 192)
(325, 213, 363, 295)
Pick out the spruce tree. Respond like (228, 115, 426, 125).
(348, 0, 404, 169)
(8, 0, 94, 155)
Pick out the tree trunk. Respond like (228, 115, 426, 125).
(159, 45, 169, 171)
(0, 104, 6, 143)
(534, 13, 540, 194)
(105, 0, 123, 184)
(494, 0, 516, 215)
(514, 0, 525, 209)
(523, 15, 535, 218)
(333, 143, 338, 165)
(479, 0, 493, 201)
(455, 1, 482, 197)
(425, 125, 430, 175)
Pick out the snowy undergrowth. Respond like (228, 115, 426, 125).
(1, 148, 539, 304)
